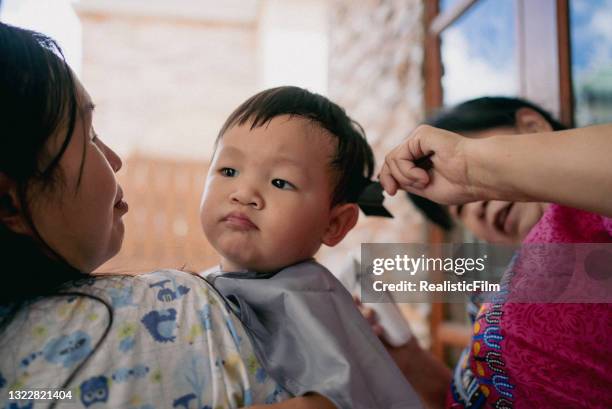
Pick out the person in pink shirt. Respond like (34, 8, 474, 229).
(376, 97, 612, 409)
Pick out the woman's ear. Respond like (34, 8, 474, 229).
(0, 173, 30, 235)
(322, 203, 359, 247)
(515, 107, 553, 134)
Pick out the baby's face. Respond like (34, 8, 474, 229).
(200, 115, 337, 272)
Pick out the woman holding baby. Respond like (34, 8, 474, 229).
(1, 22, 409, 409)
(1, 21, 611, 409)
(0, 22, 334, 409)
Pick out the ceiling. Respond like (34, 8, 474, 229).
(74, 0, 261, 24)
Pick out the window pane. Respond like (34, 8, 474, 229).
(440, 0, 463, 12)
(570, 0, 612, 126)
(440, 0, 519, 106)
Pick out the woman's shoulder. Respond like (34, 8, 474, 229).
(0, 268, 282, 407)
(0, 269, 227, 356)
(91, 268, 214, 287)
(65, 269, 221, 302)
(0, 268, 223, 335)
(524, 204, 612, 243)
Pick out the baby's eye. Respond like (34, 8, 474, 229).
(271, 179, 296, 190)
(220, 167, 238, 177)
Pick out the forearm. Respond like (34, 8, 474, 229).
(245, 394, 336, 409)
(246, 342, 451, 409)
(468, 125, 612, 216)
(393, 337, 452, 409)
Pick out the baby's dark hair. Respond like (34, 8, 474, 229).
(426, 96, 567, 132)
(217, 86, 374, 206)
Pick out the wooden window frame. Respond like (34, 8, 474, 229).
(423, 0, 574, 359)
(423, 0, 573, 124)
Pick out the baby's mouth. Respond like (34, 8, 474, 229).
(222, 211, 258, 231)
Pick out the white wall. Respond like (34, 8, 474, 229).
(258, 0, 329, 94)
(1, 0, 82, 75)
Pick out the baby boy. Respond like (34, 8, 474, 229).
(199, 86, 420, 409)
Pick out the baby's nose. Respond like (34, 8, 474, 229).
(229, 186, 263, 209)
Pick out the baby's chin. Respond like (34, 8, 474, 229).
(216, 244, 272, 272)
(213, 235, 315, 273)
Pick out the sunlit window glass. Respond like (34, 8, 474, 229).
(439, 0, 463, 12)
(570, 0, 612, 126)
(440, 0, 519, 106)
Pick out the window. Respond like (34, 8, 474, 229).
(423, 0, 612, 360)
(425, 0, 609, 128)
(440, 0, 519, 106)
(570, 0, 612, 126)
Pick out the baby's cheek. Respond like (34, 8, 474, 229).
(272, 225, 315, 257)
(199, 201, 215, 229)
(200, 214, 215, 241)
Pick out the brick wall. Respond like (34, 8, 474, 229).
(320, 0, 427, 270)
(77, 8, 259, 161)
(321, 0, 430, 343)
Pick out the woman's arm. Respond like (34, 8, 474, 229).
(380, 124, 612, 216)
(470, 125, 612, 216)
(245, 341, 452, 409)
(357, 300, 451, 409)
(245, 394, 336, 409)
(383, 337, 451, 409)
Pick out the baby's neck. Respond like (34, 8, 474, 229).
(220, 259, 250, 273)
(220, 257, 316, 274)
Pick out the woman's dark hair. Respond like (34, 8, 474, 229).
(0, 23, 85, 305)
(425, 96, 568, 132)
(217, 86, 375, 206)
(0, 26, 116, 398)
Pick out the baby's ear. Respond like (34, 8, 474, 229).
(322, 203, 359, 247)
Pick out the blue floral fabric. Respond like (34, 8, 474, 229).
(0, 270, 288, 408)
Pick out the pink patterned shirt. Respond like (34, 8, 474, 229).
(447, 205, 612, 409)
